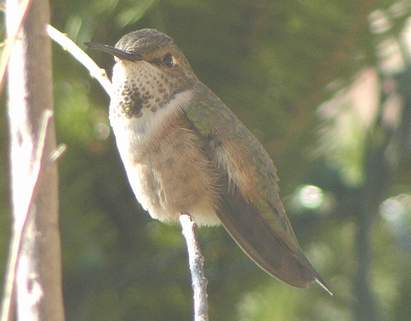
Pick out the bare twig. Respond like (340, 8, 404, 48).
(50, 144, 67, 162)
(46, 24, 112, 96)
(179, 214, 209, 321)
(0, 0, 33, 93)
(1, 111, 54, 321)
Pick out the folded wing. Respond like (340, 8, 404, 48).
(182, 82, 331, 292)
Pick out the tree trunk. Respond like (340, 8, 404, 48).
(6, 0, 65, 320)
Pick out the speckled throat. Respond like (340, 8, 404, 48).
(110, 60, 194, 119)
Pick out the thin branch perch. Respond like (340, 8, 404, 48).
(46, 25, 112, 96)
(180, 214, 209, 321)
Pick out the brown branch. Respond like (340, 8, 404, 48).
(0, 111, 53, 321)
(46, 25, 112, 96)
(0, 0, 33, 94)
(5, 0, 64, 319)
(179, 214, 209, 321)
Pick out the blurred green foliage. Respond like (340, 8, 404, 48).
(2, 0, 411, 321)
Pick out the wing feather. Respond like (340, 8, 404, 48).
(182, 83, 331, 291)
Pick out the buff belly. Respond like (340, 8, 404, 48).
(114, 117, 220, 226)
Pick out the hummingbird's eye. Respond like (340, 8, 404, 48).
(162, 53, 174, 67)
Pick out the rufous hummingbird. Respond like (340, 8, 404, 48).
(89, 29, 332, 294)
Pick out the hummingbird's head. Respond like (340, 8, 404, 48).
(89, 29, 197, 119)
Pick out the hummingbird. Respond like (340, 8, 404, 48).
(88, 29, 332, 294)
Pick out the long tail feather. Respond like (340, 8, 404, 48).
(216, 189, 332, 294)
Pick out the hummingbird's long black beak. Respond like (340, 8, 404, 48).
(86, 42, 142, 61)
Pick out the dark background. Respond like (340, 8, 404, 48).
(1, 0, 411, 320)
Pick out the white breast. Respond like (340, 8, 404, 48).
(109, 88, 193, 161)
(109, 60, 193, 150)
(109, 89, 219, 226)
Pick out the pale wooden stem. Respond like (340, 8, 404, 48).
(46, 24, 112, 96)
(179, 214, 209, 321)
(0, 112, 53, 321)
(5, 0, 65, 319)
(0, 0, 32, 93)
